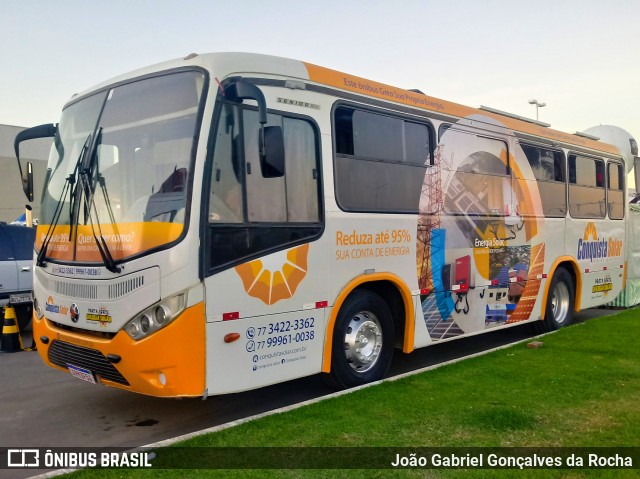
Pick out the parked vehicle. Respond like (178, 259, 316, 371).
(14, 53, 638, 397)
(0, 224, 35, 331)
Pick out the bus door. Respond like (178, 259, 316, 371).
(203, 98, 327, 394)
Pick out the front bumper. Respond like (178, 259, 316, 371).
(33, 302, 206, 397)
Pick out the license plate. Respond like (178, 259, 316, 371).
(10, 293, 32, 304)
(68, 364, 97, 384)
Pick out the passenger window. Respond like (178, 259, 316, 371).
(607, 162, 624, 220)
(568, 155, 606, 218)
(351, 109, 403, 162)
(443, 132, 509, 216)
(405, 122, 431, 166)
(333, 105, 434, 213)
(521, 144, 566, 217)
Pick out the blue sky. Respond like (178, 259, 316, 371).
(2, 0, 639, 141)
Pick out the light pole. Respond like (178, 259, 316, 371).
(528, 99, 546, 121)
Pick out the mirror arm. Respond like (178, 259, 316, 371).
(259, 126, 266, 162)
(14, 123, 57, 160)
(226, 81, 267, 124)
(226, 81, 268, 159)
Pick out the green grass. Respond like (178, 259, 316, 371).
(67, 309, 640, 478)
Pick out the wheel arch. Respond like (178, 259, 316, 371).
(540, 256, 581, 320)
(321, 273, 414, 373)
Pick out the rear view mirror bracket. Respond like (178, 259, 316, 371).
(226, 81, 285, 178)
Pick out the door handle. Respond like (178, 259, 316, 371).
(20, 266, 31, 272)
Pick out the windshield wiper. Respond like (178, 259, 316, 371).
(81, 128, 116, 225)
(37, 135, 89, 267)
(77, 172, 122, 273)
(77, 128, 122, 274)
(97, 172, 117, 225)
(68, 135, 91, 241)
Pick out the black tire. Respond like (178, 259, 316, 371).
(326, 290, 394, 389)
(541, 268, 574, 331)
(14, 304, 33, 332)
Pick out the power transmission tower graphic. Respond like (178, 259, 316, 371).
(417, 145, 451, 290)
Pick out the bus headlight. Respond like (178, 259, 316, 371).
(154, 305, 171, 325)
(34, 296, 44, 319)
(125, 292, 186, 341)
(140, 314, 152, 333)
(127, 322, 140, 337)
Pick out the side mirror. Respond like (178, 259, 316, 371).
(23, 162, 34, 203)
(14, 123, 56, 202)
(260, 126, 285, 178)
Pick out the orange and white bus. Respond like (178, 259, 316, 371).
(14, 53, 639, 397)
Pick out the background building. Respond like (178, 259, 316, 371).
(0, 124, 52, 223)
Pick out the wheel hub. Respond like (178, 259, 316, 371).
(551, 281, 570, 324)
(344, 312, 383, 373)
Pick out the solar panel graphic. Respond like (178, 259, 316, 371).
(506, 243, 545, 323)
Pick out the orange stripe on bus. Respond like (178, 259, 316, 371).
(303, 62, 620, 157)
(321, 272, 414, 373)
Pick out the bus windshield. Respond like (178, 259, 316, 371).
(38, 70, 206, 263)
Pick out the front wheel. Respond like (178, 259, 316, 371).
(542, 268, 575, 331)
(326, 290, 394, 389)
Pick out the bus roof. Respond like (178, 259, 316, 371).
(70, 52, 621, 157)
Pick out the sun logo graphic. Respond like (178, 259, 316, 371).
(583, 222, 598, 240)
(235, 244, 309, 305)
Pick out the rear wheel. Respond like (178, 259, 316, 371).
(542, 268, 574, 331)
(326, 290, 394, 389)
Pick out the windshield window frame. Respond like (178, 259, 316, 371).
(39, 66, 210, 267)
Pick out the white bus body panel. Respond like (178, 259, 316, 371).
(206, 308, 326, 395)
(36, 53, 632, 397)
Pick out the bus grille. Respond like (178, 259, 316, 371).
(109, 275, 144, 299)
(49, 274, 146, 301)
(48, 340, 130, 386)
(55, 281, 99, 300)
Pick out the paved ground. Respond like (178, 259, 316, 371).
(0, 307, 621, 479)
